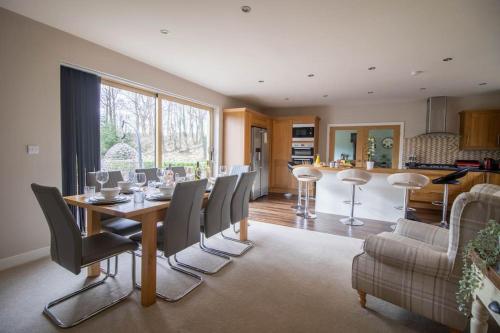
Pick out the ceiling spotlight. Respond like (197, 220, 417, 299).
(368, 66, 376, 71)
(442, 57, 453, 62)
(159, 29, 170, 35)
(478, 82, 488, 86)
(367, 91, 374, 94)
(420, 87, 426, 91)
(411, 70, 424, 76)
(284, 97, 290, 101)
(241, 5, 252, 13)
(307, 74, 315, 77)
(258, 80, 264, 83)
(322, 94, 329, 98)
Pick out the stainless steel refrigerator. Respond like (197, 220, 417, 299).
(251, 126, 269, 200)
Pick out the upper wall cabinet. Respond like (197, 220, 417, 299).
(459, 110, 500, 150)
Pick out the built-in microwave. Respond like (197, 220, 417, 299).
(291, 142, 314, 157)
(292, 124, 314, 141)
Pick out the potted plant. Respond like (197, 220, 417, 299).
(457, 220, 500, 315)
(365, 137, 376, 170)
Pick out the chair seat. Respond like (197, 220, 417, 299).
(82, 232, 138, 266)
(129, 225, 164, 246)
(101, 217, 142, 236)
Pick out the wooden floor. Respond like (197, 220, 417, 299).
(249, 193, 442, 240)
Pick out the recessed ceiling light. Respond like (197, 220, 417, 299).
(368, 66, 376, 71)
(241, 5, 251, 13)
(367, 91, 374, 94)
(284, 97, 290, 101)
(420, 87, 427, 91)
(307, 74, 315, 77)
(478, 82, 488, 86)
(159, 29, 169, 35)
(442, 57, 453, 62)
(322, 94, 329, 98)
(258, 80, 264, 83)
(411, 70, 424, 76)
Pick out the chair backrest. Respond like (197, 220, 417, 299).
(31, 184, 82, 274)
(162, 179, 207, 257)
(387, 173, 429, 189)
(171, 166, 186, 178)
(230, 171, 257, 223)
(86, 170, 123, 191)
(229, 165, 250, 176)
(448, 191, 500, 279)
(292, 166, 322, 181)
(337, 169, 371, 185)
(204, 175, 238, 238)
(135, 168, 159, 182)
(470, 183, 500, 196)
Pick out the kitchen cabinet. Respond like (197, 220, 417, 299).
(222, 107, 272, 166)
(459, 110, 500, 150)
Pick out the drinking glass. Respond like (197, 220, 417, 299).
(147, 180, 156, 195)
(84, 186, 95, 199)
(134, 172, 147, 189)
(219, 165, 227, 176)
(156, 168, 165, 183)
(184, 166, 194, 181)
(96, 170, 109, 190)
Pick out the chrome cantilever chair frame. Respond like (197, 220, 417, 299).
(201, 231, 254, 257)
(44, 252, 136, 329)
(133, 253, 202, 302)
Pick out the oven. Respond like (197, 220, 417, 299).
(292, 157, 314, 165)
(292, 124, 314, 141)
(291, 142, 314, 157)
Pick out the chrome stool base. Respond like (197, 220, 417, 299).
(303, 212, 317, 219)
(340, 217, 364, 226)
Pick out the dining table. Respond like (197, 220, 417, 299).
(64, 191, 248, 306)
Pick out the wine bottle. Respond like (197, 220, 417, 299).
(194, 161, 201, 180)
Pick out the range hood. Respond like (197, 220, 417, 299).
(426, 96, 449, 133)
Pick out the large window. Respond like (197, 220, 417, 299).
(99, 80, 212, 170)
(160, 97, 211, 167)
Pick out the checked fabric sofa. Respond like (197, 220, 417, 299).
(352, 183, 500, 332)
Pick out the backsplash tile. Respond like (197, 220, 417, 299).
(403, 133, 500, 164)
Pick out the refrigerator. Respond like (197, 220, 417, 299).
(251, 126, 269, 200)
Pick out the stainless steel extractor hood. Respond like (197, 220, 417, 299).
(426, 96, 448, 133)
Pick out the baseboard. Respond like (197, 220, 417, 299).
(0, 246, 50, 271)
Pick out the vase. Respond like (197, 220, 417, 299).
(366, 161, 375, 170)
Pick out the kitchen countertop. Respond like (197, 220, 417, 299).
(295, 165, 500, 174)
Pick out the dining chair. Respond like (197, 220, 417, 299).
(87, 171, 142, 276)
(228, 165, 251, 233)
(135, 168, 160, 182)
(175, 175, 238, 274)
(130, 179, 207, 301)
(171, 166, 187, 178)
(31, 183, 137, 328)
(202, 171, 256, 257)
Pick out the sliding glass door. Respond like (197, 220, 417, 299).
(329, 125, 400, 168)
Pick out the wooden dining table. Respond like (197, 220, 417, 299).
(64, 192, 249, 306)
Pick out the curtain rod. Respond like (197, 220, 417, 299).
(60, 61, 218, 110)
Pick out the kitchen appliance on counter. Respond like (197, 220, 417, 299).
(292, 123, 314, 141)
(483, 158, 496, 170)
(291, 142, 314, 158)
(250, 126, 269, 200)
(455, 160, 481, 169)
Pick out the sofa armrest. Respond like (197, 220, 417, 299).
(394, 218, 448, 250)
(364, 234, 450, 278)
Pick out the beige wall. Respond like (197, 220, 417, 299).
(265, 93, 500, 160)
(0, 8, 253, 260)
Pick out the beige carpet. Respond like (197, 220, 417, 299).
(0, 222, 454, 333)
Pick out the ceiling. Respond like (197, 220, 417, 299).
(1, 0, 500, 108)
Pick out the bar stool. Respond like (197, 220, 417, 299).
(337, 169, 371, 226)
(293, 166, 322, 219)
(431, 168, 468, 228)
(387, 173, 430, 219)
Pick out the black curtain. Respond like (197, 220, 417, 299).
(60, 66, 101, 230)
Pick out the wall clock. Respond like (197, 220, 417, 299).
(382, 137, 393, 149)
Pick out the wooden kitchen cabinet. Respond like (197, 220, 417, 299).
(270, 119, 293, 192)
(459, 110, 500, 150)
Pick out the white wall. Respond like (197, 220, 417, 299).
(266, 93, 500, 159)
(0, 8, 253, 261)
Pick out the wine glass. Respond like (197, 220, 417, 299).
(96, 170, 109, 190)
(184, 166, 194, 181)
(134, 172, 147, 189)
(156, 168, 165, 183)
(219, 165, 227, 176)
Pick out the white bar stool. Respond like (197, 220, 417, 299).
(292, 166, 322, 219)
(387, 173, 430, 219)
(337, 169, 372, 226)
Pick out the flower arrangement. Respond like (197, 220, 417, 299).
(457, 220, 500, 315)
(366, 137, 376, 162)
